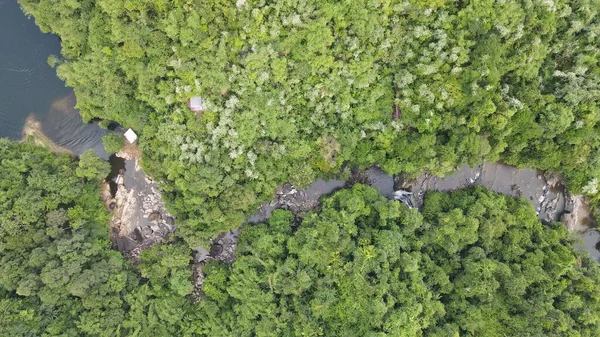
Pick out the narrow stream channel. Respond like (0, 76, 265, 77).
(203, 163, 599, 265)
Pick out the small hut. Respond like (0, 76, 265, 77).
(188, 96, 203, 113)
(124, 128, 138, 144)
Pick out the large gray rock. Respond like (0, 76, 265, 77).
(562, 195, 597, 232)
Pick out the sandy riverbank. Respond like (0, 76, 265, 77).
(21, 114, 73, 154)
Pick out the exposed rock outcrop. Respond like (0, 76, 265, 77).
(275, 183, 319, 215)
(191, 262, 204, 302)
(191, 230, 239, 301)
(399, 162, 567, 223)
(562, 195, 597, 232)
(106, 157, 175, 259)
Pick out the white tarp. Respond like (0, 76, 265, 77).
(124, 128, 138, 144)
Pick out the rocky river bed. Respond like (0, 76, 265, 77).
(397, 163, 598, 248)
(199, 162, 598, 263)
(398, 162, 568, 223)
(102, 147, 176, 261)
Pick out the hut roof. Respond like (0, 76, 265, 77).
(188, 96, 203, 112)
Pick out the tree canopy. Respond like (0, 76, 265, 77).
(7, 0, 600, 334)
(0, 140, 128, 335)
(195, 185, 600, 336)
(102, 133, 124, 154)
(0, 140, 195, 336)
(18, 0, 600, 244)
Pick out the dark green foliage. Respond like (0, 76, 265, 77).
(18, 0, 600, 242)
(0, 140, 127, 335)
(0, 141, 195, 336)
(195, 185, 600, 336)
(119, 244, 194, 336)
(102, 133, 124, 154)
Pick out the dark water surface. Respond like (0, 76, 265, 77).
(578, 230, 600, 261)
(576, 228, 600, 261)
(0, 1, 108, 157)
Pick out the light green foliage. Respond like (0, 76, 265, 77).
(76, 149, 111, 182)
(139, 244, 194, 297)
(120, 244, 193, 336)
(195, 185, 600, 336)
(102, 133, 124, 154)
(18, 0, 600, 243)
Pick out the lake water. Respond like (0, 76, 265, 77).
(0, 0, 108, 157)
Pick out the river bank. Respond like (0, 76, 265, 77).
(0, 0, 69, 140)
(0, 0, 109, 158)
(21, 114, 73, 154)
(16, 92, 111, 159)
(398, 163, 568, 223)
(17, 107, 177, 261)
(245, 162, 595, 233)
(190, 162, 599, 298)
(101, 145, 176, 261)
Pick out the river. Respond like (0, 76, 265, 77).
(205, 163, 600, 263)
(2, 1, 599, 262)
(0, 0, 109, 158)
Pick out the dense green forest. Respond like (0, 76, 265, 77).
(2, 142, 600, 336)
(198, 185, 600, 336)
(6, 1, 600, 335)
(18, 0, 600, 244)
(0, 140, 126, 335)
(0, 140, 194, 335)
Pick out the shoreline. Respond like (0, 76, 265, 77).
(21, 114, 74, 155)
